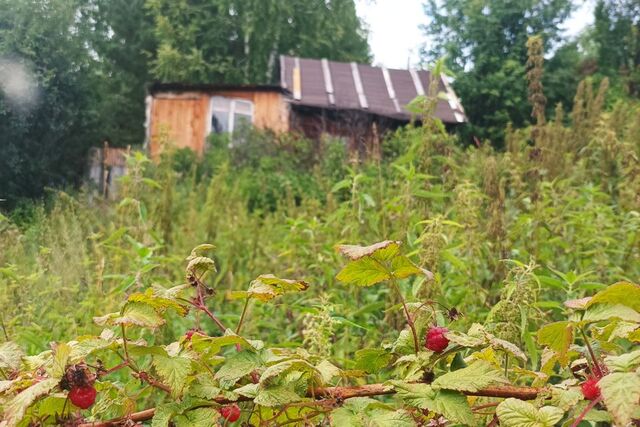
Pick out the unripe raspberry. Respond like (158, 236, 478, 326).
(581, 378, 601, 400)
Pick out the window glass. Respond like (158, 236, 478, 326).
(209, 97, 253, 135)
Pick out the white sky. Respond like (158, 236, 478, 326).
(355, 0, 595, 69)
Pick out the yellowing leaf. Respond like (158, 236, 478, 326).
(390, 255, 423, 279)
(335, 240, 401, 261)
(2, 378, 58, 427)
(244, 274, 309, 302)
(598, 371, 640, 426)
(94, 302, 165, 329)
(152, 355, 193, 397)
(128, 287, 189, 317)
(537, 321, 574, 366)
(586, 281, 640, 312)
(583, 303, 640, 324)
(496, 398, 564, 427)
(185, 256, 216, 279)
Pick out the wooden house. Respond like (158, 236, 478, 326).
(145, 55, 466, 157)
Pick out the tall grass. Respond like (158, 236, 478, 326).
(1, 80, 638, 360)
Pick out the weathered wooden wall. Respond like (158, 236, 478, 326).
(147, 90, 289, 158)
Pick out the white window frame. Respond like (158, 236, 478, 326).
(207, 96, 254, 135)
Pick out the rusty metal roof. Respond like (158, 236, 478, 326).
(280, 55, 466, 124)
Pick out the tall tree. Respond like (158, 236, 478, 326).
(422, 0, 573, 145)
(593, 0, 640, 97)
(80, 0, 156, 147)
(0, 0, 99, 206)
(146, 0, 370, 83)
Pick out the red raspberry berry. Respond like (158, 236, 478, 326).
(581, 378, 601, 400)
(68, 385, 97, 409)
(219, 404, 241, 422)
(185, 330, 195, 340)
(425, 326, 449, 353)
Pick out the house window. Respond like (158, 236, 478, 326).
(210, 96, 254, 134)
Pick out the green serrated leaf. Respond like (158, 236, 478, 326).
(537, 321, 573, 366)
(214, 351, 262, 389)
(432, 361, 507, 392)
(353, 349, 393, 374)
(336, 257, 390, 287)
(445, 330, 486, 348)
(496, 398, 564, 427)
(173, 407, 219, 427)
(253, 383, 305, 407)
(152, 355, 193, 396)
(604, 349, 640, 373)
(390, 255, 422, 279)
(598, 371, 640, 426)
(187, 374, 221, 400)
(259, 359, 320, 387)
(392, 382, 474, 425)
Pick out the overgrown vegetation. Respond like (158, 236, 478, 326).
(1, 74, 639, 424)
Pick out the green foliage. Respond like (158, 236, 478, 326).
(146, 0, 370, 83)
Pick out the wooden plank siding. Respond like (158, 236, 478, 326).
(148, 90, 289, 158)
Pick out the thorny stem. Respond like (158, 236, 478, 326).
(570, 396, 603, 427)
(580, 328, 603, 378)
(236, 298, 250, 334)
(77, 383, 544, 427)
(391, 278, 420, 354)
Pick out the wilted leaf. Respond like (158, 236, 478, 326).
(564, 297, 592, 310)
(444, 330, 486, 348)
(243, 274, 309, 302)
(253, 383, 305, 407)
(496, 398, 564, 427)
(0, 342, 24, 372)
(94, 302, 165, 329)
(185, 256, 216, 279)
(2, 378, 58, 427)
(335, 241, 401, 261)
(49, 342, 71, 379)
(128, 287, 189, 316)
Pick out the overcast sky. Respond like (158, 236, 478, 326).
(355, 0, 595, 69)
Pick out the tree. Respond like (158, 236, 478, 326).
(593, 0, 640, 97)
(0, 0, 100, 206)
(80, 0, 157, 147)
(146, 0, 370, 83)
(421, 0, 573, 145)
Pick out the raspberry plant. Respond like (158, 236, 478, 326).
(0, 241, 639, 426)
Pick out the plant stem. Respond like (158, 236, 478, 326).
(391, 279, 420, 354)
(120, 324, 130, 362)
(77, 383, 545, 427)
(236, 298, 250, 334)
(570, 396, 602, 427)
(580, 328, 603, 378)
